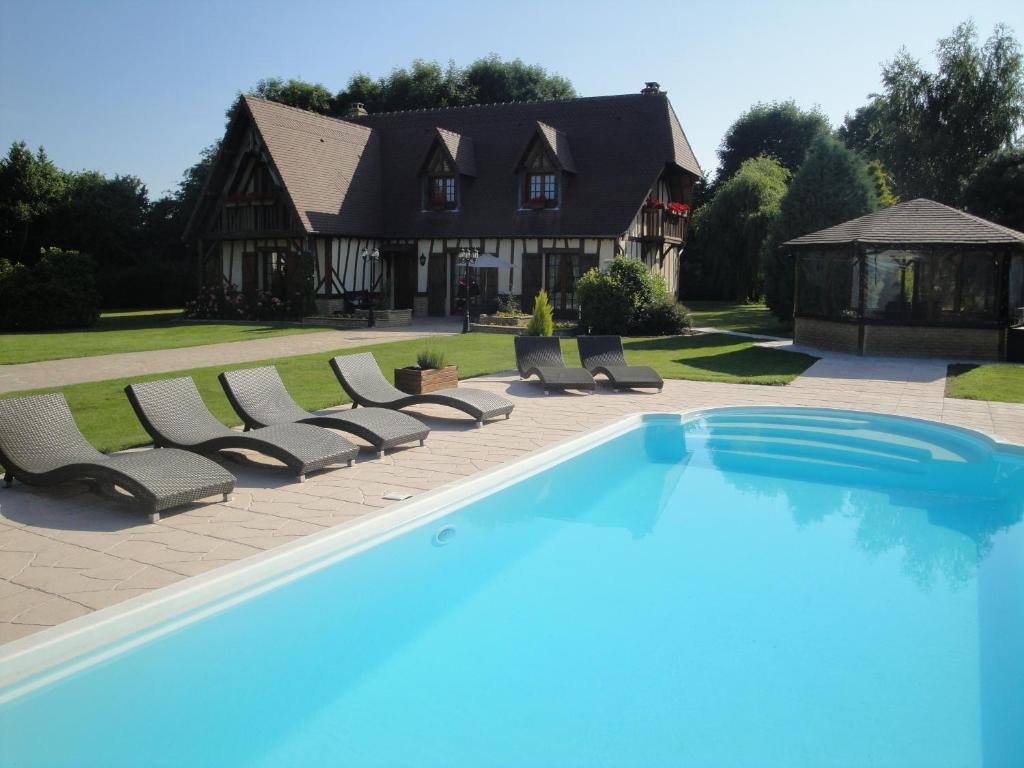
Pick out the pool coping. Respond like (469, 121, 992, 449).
(2, 405, 1022, 700)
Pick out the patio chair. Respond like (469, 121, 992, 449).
(219, 365, 429, 458)
(0, 392, 235, 522)
(514, 336, 596, 392)
(125, 377, 357, 482)
(329, 352, 513, 428)
(577, 336, 663, 391)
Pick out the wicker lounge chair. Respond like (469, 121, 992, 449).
(514, 336, 596, 392)
(329, 352, 513, 428)
(219, 366, 429, 458)
(0, 392, 235, 521)
(125, 377, 357, 481)
(577, 336, 663, 391)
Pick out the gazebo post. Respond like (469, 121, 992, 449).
(857, 245, 867, 355)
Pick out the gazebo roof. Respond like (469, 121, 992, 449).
(785, 198, 1024, 248)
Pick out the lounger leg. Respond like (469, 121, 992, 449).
(475, 420, 483, 428)
(297, 473, 306, 483)
(376, 449, 385, 459)
(148, 511, 161, 523)
(351, 403, 358, 409)
(419, 438, 426, 446)
(505, 413, 511, 419)
(348, 459, 354, 467)
(3, 471, 12, 487)
(223, 493, 232, 502)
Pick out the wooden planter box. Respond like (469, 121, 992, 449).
(394, 365, 458, 394)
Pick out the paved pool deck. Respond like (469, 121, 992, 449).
(1, 349, 1022, 644)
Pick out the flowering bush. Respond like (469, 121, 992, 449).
(185, 284, 291, 321)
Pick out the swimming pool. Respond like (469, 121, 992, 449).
(1, 407, 1022, 767)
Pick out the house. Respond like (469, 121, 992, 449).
(184, 83, 702, 318)
(786, 198, 1024, 360)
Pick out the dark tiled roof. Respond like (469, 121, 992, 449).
(244, 97, 381, 236)
(346, 92, 701, 238)
(785, 198, 1024, 248)
(434, 127, 477, 176)
(535, 121, 577, 173)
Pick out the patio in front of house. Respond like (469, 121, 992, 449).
(2, 346, 1023, 645)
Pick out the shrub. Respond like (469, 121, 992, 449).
(524, 289, 554, 336)
(416, 348, 448, 369)
(0, 248, 100, 330)
(577, 256, 685, 336)
(576, 268, 631, 334)
(184, 284, 290, 321)
(495, 293, 522, 315)
(635, 295, 692, 335)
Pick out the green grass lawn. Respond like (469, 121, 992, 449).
(0, 333, 817, 453)
(0, 309, 328, 365)
(685, 300, 792, 338)
(945, 363, 1024, 404)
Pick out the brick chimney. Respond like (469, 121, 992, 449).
(346, 102, 368, 117)
(641, 82, 662, 95)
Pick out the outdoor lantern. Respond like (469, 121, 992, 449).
(362, 247, 382, 327)
(419, 254, 427, 266)
(456, 247, 480, 333)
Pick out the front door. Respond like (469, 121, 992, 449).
(545, 252, 581, 318)
(391, 250, 417, 310)
(241, 252, 258, 296)
(426, 252, 447, 315)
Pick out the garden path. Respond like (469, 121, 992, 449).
(0, 319, 461, 393)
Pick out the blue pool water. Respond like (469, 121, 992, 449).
(2, 408, 1023, 767)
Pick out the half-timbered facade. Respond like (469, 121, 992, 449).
(185, 83, 702, 318)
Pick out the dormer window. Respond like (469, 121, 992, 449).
(425, 154, 457, 211)
(521, 143, 558, 209)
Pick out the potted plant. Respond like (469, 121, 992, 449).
(394, 348, 458, 394)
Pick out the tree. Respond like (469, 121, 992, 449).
(684, 156, 790, 301)
(716, 101, 830, 182)
(249, 77, 334, 114)
(840, 21, 1024, 204)
(525, 289, 554, 336)
(0, 142, 67, 261)
(763, 134, 879, 321)
(865, 159, 899, 207)
(962, 148, 1024, 231)
(333, 55, 575, 115)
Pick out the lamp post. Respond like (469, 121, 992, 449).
(456, 247, 480, 333)
(362, 247, 381, 327)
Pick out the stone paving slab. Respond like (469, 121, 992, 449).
(2, 353, 1022, 645)
(0, 318, 460, 393)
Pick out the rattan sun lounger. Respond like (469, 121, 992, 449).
(514, 336, 596, 392)
(219, 365, 430, 458)
(126, 377, 358, 481)
(0, 392, 235, 521)
(329, 352, 513, 428)
(577, 335, 663, 391)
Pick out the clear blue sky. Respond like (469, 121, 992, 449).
(2, 0, 1022, 198)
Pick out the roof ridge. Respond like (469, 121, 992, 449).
(344, 91, 661, 119)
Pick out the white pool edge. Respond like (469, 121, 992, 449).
(3, 404, 1021, 700)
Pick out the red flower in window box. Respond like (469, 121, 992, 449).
(665, 202, 690, 217)
(429, 193, 447, 210)
(645, 197, 665, 210)
(525, 196, 547, 209)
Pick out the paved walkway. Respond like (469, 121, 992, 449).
(2, 348, 1022, 645)
(0, 318, 461, 393)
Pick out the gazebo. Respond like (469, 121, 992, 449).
(785, 199, 1024, 360)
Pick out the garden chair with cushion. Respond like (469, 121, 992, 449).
(219, 365, 429, 458)
(329, 352, 513, 428)
(577, 336, 663, 391)
(126, 376, 357, 482)
(0, 392, 235, 521)
(514, 336, 596, 392)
